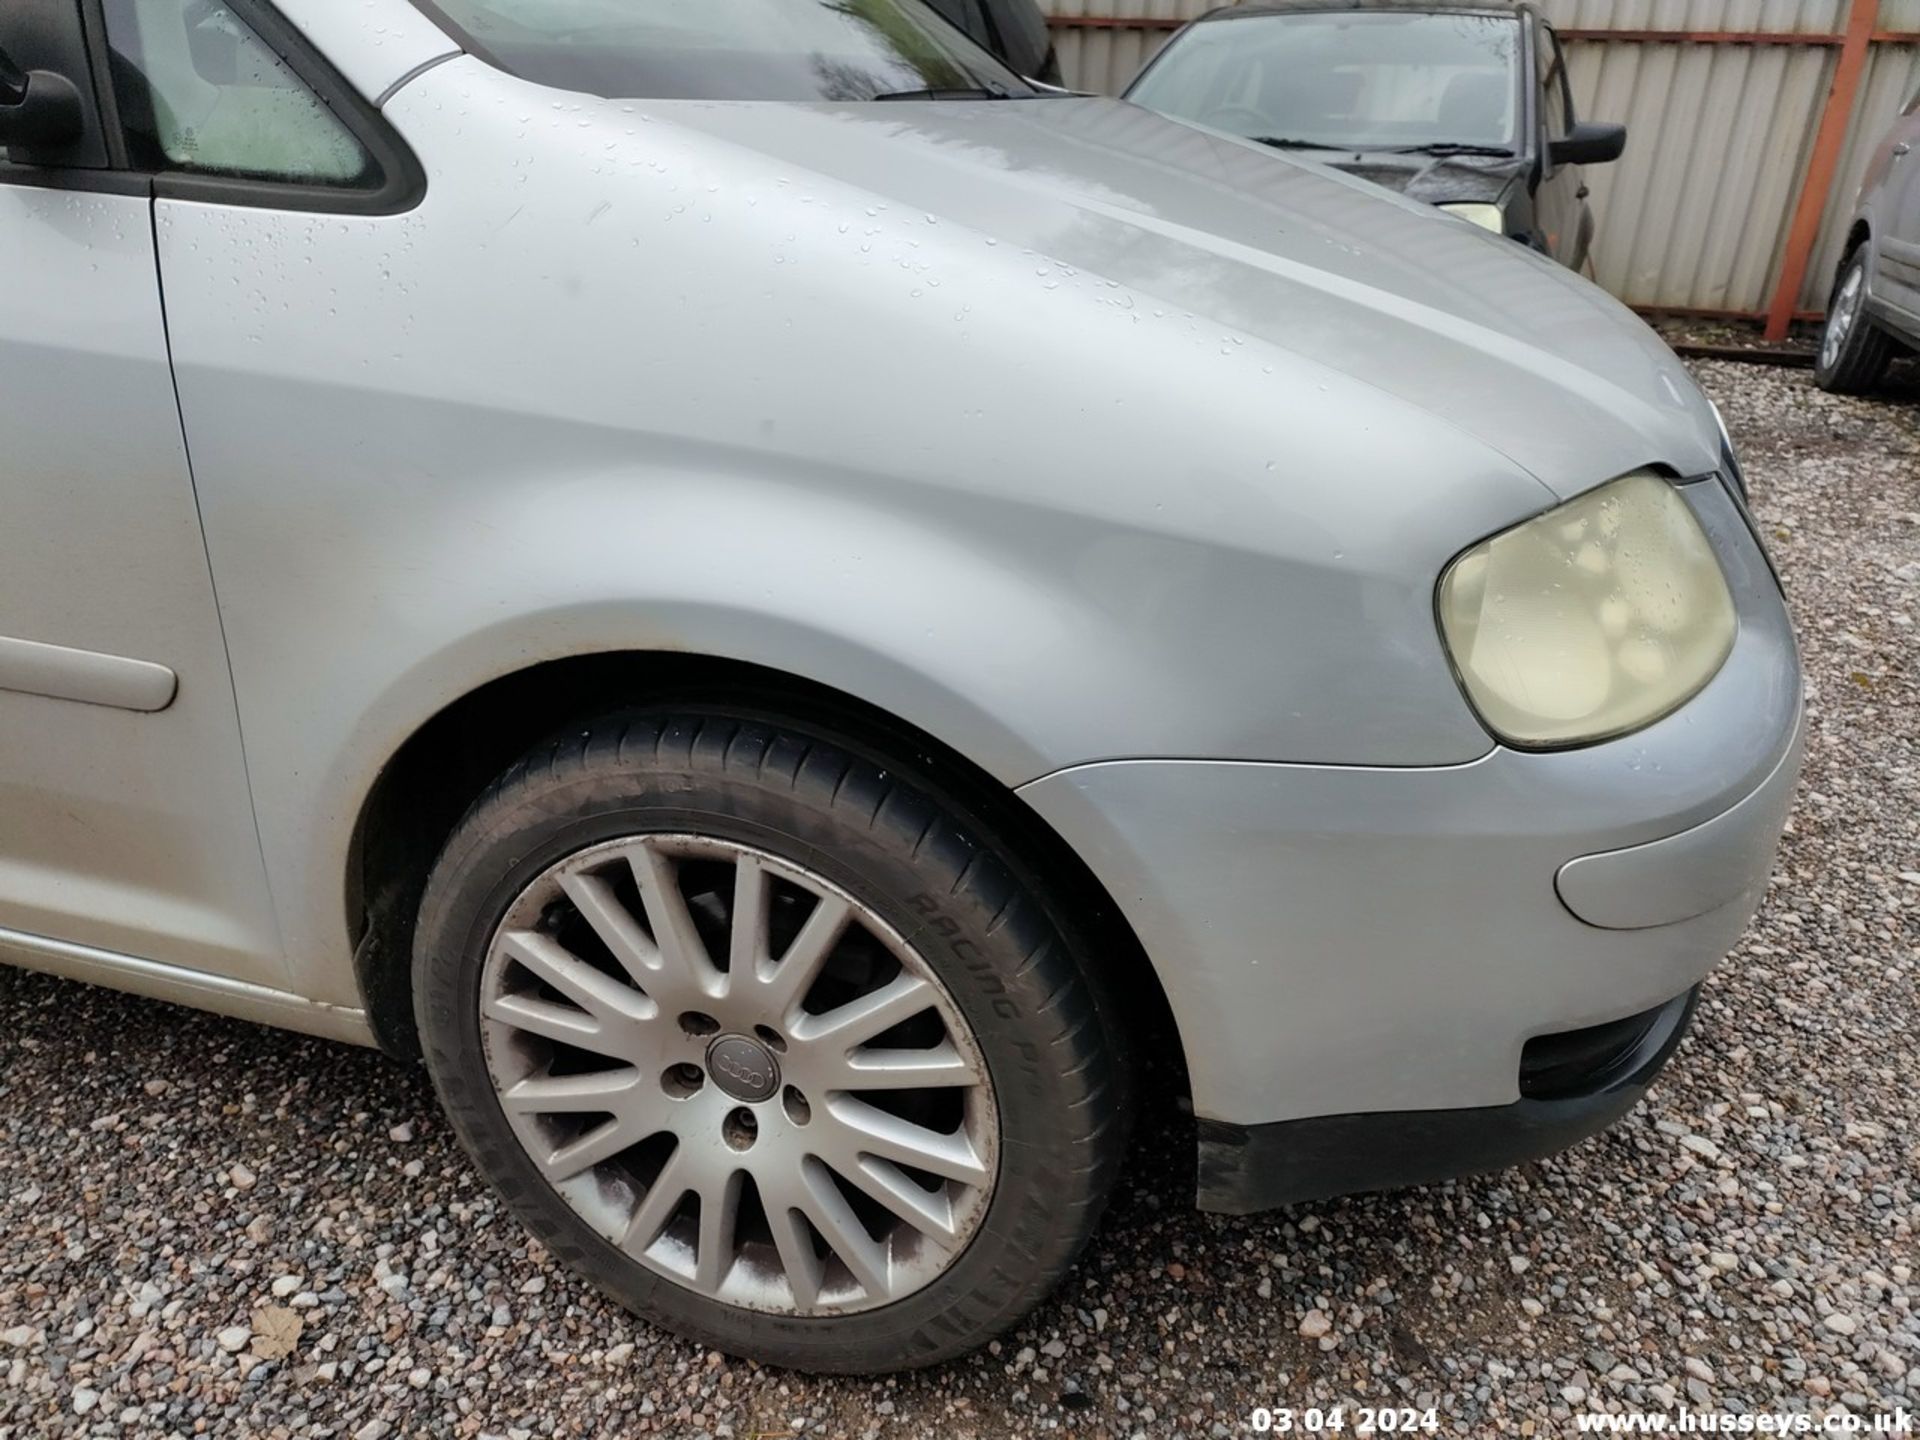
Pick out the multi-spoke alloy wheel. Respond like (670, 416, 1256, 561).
(413, 710, 1129, 1371)
(479, 833, 997, 1314)
(1820, 265, 1862, 372)
(1814, 250, 1894, 395)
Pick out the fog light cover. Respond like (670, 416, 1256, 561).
(1438, 472, 1737, 747)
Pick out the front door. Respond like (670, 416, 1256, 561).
(1876, 89, 1920, 325)
(1531, 20, 1587, 268)
(0, 3, 282, 984)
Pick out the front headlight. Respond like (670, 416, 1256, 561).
(1438, 202, 1505, 234)
(1437, 472, 1737, 748)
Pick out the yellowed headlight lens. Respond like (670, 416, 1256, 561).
(1438, 202, 1505, 233)
(1438, 473, 1737, 747)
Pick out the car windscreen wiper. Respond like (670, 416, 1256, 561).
(1249, 136, 1338, 150)
(871, 86, 1017, 101)
(1384, 142, 1514, 158)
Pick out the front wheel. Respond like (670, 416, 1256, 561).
(1814, 249, 1894, 394)
(412, 709, 1130, 1371)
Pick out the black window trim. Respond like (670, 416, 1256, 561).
(1540, 21, 1574, 136)
(76, 0, 130, 166)
(972, 0, 1013, 71)
(1, 0, 425, 215)
(1517, 4, 1547, 173)
(1525, 12, 1574, 170)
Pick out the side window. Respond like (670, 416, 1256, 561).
(100, 0, 376, 187)
(1538, 22, 1571, 144)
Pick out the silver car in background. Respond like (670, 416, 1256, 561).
(1817, 79, 1920, 392)
(0, 0, 1799, 1373)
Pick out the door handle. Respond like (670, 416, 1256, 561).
(1575, 185, 1590, 200)
(1896, 143, 1912, 157)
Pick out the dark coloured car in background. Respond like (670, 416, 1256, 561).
(1125, 0, 1625, 269)
(923, 0, 1062, 84)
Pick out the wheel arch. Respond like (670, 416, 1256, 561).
(345, 648, 1186, 1101)
(1839, 219, 1874, 318)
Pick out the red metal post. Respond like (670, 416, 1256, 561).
(1763, 0, 1880, 340)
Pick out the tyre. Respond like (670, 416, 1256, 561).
(413, 708, 1130, 1372)
(1814, 248, 1894, 394)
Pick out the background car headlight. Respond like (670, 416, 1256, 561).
(1438, 472, 1737, 748)
(1438, 202, 1505, 234)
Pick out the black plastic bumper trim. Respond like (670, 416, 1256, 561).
(1195, 986, 1699, 1214)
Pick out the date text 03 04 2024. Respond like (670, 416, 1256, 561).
(1251, 1408, 1442, 1434)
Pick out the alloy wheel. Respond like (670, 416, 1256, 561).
(1821, 264, 1863, 370)
(477, 833, 998, 1315)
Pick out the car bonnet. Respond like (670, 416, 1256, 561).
(659, 95, 1722, 498)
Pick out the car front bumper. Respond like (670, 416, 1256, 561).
(1195, 985, 1700, 1212)
(1017, 476, 1802, 1203)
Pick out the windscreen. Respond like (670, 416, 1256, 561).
(1129, 11, 1521, 152)
(412, 0, 1032, 100)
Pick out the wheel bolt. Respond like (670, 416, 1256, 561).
(678, 1011, 720, 1038)
(662, 1063, 704, 1099)
(782, 1086, 811, 1126)
(723, 1107, 758, 1152)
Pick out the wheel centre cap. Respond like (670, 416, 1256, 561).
(706, 1034, 780, 1103)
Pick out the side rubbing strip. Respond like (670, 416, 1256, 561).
(0, 635, 178, 712)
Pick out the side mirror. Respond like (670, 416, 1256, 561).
(0, 45, 84, 155)
(1549, 120, 1626, 167)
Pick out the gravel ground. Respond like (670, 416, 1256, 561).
(1, 360, 1916, 1439)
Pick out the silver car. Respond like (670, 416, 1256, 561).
(0, 0, 1800, 1372)
(1817, 80, 1920, 392)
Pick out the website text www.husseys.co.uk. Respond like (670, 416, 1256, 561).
(1574, 1409, 1914, 1434)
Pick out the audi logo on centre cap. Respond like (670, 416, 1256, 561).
(707, 1035, 778, 1102)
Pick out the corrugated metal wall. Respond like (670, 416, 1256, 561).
(1049, 2, 1217, 96)
(1044, 0, 1920, 315)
